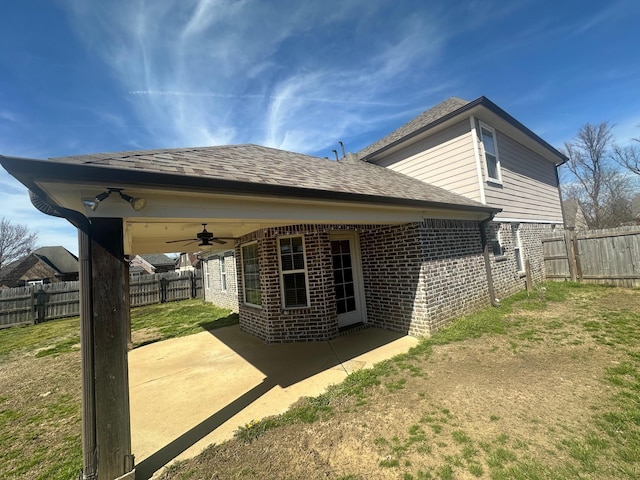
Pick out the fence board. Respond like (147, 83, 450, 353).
(543, 226, 640, 287)
(0, 270, 203, 328)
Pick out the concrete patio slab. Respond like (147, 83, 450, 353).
(128, 325, 419, 479)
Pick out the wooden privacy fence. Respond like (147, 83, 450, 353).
(0, 270, 202, 328)
(543, 226, 640, 287)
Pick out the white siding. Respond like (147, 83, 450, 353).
(484, 130, 563, 223)
(375, 120, 482, 203)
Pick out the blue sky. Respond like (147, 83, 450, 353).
(1, 0, 639, 255)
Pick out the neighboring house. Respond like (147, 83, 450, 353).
(176, 252, 201, 273)
(1, 95, 566, 343)
(633, 194, 640, 226)
(562, 199, 588, 231)
(129, 254, 176, 276)
(0, 246, 79, 288)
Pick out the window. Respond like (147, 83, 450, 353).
(278, 236, 309, 308)
(205, 262, 210, 289)
(219, 256, 227, 292)
(480, 122, 501, 183)
(512, 223, 524, 272)
(241, 242, 261, 306)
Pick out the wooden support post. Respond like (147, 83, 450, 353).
(90, 218, 134, 479)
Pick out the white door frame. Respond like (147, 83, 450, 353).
(329, 231, 367, 328)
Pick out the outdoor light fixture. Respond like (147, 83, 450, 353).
(118, 191, 147, 211)
(86, 188, 146, 212)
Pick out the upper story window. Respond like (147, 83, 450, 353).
(241, 242, 261, 306)
(479, 122, 502, 184)
(278, 236, 309, 308)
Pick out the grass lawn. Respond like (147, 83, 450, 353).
(161, 282, 640, 480)
(2, 283, 640, 479)
(0, 299, 237, 480)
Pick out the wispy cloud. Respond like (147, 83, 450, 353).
(61, 0, 449, 154)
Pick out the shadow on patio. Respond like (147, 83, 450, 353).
(130, 324, 418, 479)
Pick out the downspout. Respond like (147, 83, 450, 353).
(479, 212, 501, 308)
(30, 192, 98, 480)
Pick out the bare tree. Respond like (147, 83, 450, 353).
(0, 217, 38, 270)
(562, 122, 634, 228)
(613, 138, 640, 176)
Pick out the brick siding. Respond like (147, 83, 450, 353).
(490, 222, 556, 299)
(206, 220, 554, 343)
(202, 251, 238, 312)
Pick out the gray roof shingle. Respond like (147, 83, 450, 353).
(48, 144, 490, 211)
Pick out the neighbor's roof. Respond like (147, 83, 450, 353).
(33, 246, 78, 274)
(140, 253, 175, 267)
(21, 144, 497, 213)
(357, 96, 568, 163)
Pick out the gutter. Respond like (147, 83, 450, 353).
(30, 191, 98, 480)
(479, 212, 501, 308)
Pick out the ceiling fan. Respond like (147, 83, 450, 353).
(166, 224, 235, 247)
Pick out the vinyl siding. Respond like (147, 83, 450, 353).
(484, 130, 563, 222)
(375, 120, 482, 203)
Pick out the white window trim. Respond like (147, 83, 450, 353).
(277, 235, 310, 309)
(512, 223, 525, 273)
(469, 116, 487, 204)
(219, 256, 227, 292)
(241, 241, 261, 308)
(479, 121, 502, 184)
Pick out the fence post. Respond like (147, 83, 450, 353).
(525, 260, 533, 294)
(160, 277, 169, 303)
(564, 229, 577, 282)
(570, 230, 583, 282)
(35, 288, 49, 324)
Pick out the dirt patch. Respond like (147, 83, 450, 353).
(160, 289, 634, 479)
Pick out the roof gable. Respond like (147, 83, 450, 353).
(358, 96, 567, 165)
(33, 246, 78, 274)
(358, 97, 470, 159)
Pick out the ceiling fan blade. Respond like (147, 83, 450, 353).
(166, 238, 197, 244)
(212, 238, 227, 245)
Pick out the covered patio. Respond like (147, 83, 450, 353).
(129, 324, 418, 479)
(0, 145, 495, 479)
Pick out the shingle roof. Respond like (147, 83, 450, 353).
(358, 97, 471, 159)
(47, 144, 490, 211)
(140, 254, 175, 267)
(33, 246, 78, 274)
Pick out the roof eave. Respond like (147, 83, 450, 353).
(0, 154, 499, 218)
(362, 96, 568, 165)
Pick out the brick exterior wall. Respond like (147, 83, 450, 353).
(202, 251, 238, 312)
(360, 219, 488, 336)
(236, 226, 338, 343)
(213, 220, 555, 343)
(489, 222, 556, 299)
